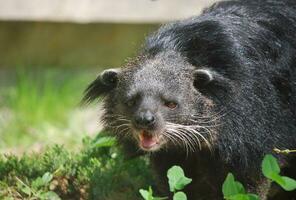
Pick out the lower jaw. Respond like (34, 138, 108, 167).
(139, 142, 163, 152)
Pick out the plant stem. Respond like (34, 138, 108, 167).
(273, 148, 296, 154)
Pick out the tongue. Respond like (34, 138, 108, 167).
(139, 131, 157, 149)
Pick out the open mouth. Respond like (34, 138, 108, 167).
(138, 130, 161, 151)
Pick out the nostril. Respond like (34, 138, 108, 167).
(143, 111, 155, 125)
(134, 111, 156, 127)
(145, 114, 155, 125)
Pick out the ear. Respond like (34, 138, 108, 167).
(193, 68, 214, 89)
(82, 68, 120, 104)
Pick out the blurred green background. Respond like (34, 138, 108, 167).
(0, 21, 159, 200)
(0, 21, 157, 154)
(0, 1, 217, 198)
(0, 1, 217, 199)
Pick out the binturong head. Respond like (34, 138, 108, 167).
(82, 50, 230, 154)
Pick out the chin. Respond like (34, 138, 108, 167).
(139, 143, 163, 152)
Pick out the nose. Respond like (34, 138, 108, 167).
(134, 110, 156, 128)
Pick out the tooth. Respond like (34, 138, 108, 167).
(139, 133, 144, 141)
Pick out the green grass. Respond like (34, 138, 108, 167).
(0, 68, 99, 152)
(0, 136, 153, 200)
(0, 68, 154, 199)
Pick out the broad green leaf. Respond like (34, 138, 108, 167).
(236, 182, 246, 194)
(227, 194, 259, 200)
(222, 173, 236, 197)
(262, 155, 296, 191)
(139, 189, 150, 200)
(139, 187, 154, 200)
(139, 187, 167, 200)
(278, 176, 296, 191)
(173, 192, 187, 200)
(93, 136, 116, 148)
(262, 154, 280, 179)
(167, 166, 192, 192)
(270, 173, 285, 185)
(154, 197, 168, 200)
(227, 194, 249, 200)
(247, 194, 260, 200)
(148, 186, 154, 200)
(222, 173, 246, 197)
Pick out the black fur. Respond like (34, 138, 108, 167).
(84, 0, 296, 199)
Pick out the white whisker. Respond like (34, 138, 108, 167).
(165, 121, 214, 153)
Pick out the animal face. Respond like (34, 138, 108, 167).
(84, 51, 223, 153)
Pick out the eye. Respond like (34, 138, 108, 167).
(164, 101, 178, 109)
(125, 94, 140, 107)
(126, 99, 136, 107)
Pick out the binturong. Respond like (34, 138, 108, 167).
(83, 0, 296, 199)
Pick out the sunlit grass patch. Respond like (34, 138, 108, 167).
(0, 68, 101, 152)
(0, 136, 153, 200)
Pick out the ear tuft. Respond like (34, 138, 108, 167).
(193, 69, 214, 88)
(101, 69, 120, 86)
(81, 68, 120, 104)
